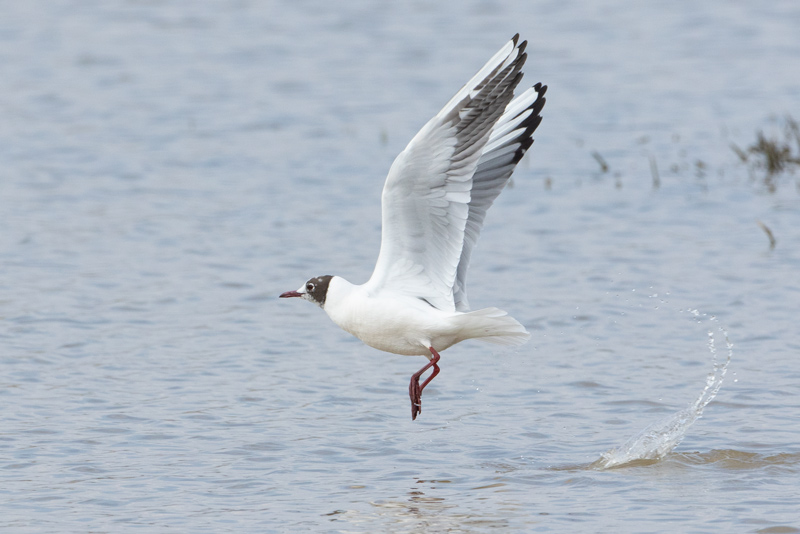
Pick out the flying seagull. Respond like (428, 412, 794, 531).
(281, 34, 546, 420)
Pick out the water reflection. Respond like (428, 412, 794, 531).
(332, 479, 512, 532)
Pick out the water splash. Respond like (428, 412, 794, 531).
(593, 324, 733, 469)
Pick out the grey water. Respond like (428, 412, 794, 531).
(2, 1, 800, 533)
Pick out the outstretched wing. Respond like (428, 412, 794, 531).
(453, 83, 547, 311)
(366, 35, 529, 311)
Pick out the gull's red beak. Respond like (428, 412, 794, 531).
(279, 290, 302, 298)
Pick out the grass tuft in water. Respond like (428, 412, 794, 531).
(732, 115, 800, 192)
(591, 151, 609, 173)
(757, 220, 777, 249)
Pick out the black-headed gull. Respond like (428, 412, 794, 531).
(281, 35, 546, 420)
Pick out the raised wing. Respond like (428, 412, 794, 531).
(453, 83, 546, 311)
(366, 35, 532, 311)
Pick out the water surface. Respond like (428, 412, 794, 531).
(2, 1, 799, 532)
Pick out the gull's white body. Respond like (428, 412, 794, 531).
(323, 276, 526, 356)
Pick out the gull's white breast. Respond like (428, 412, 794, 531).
(322, 276, 463, 356)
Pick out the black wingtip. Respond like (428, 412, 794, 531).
(531, 95, 546, 117)
(514, 51, 528, 75)
(511, 33, 520, 45)
(512, 136, 535, 164)
(510, 82, 547, 164)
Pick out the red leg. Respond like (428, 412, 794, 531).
(409, 347, 441, 420)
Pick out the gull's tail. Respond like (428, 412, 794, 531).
(458, 307, 530, 346)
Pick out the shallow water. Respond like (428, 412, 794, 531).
(2, 1, 800, 532)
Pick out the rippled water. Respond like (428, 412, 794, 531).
(2, 1, 800, 532)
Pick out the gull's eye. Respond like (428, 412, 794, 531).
(306, 282, 315, 292)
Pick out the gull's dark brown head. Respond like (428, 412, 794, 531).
(280, 275, 333, 308)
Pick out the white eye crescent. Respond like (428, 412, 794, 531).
(306, 282, 315, 292)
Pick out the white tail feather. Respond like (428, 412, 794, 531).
(458, 307, 530, 346)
